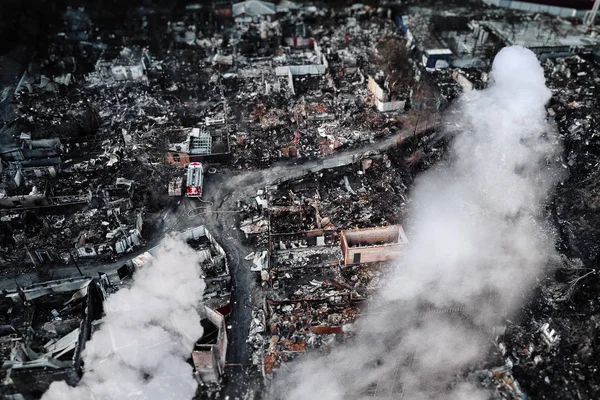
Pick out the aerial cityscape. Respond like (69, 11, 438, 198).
(0, 0, 600, 399)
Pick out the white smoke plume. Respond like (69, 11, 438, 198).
(42, 235, 205, 400)
(273, 46, 562, 399)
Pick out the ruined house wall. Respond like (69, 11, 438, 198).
(284, 37, 314, 47)
(275, 42, 328, 76)
(192, 346, 220, 383)
(75, 279, 105, 373)
(205, 306, 228, 373)
(0, 194, 48, 208)
(344, 225, 400, 247)
(20, 165, 59, 178)
(368, 76, 406, 111)
(270, 229, 337, 249)
(375, 98, 406, 112)
(192, 307, 227, 383)
(368, 76, 386, 102)
(218, 327, 228, 373)
(340, 232, 349, 263)
(165, 152, 190, 167)
(181, 225, 206, 241)
(341, 226, 407, 265)
(276, 65, 327, 76)
(343, 243, 406, 265)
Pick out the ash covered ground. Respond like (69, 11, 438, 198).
(0, 0, 600, 399)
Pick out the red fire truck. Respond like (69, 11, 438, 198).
(186, 162, 204, 198)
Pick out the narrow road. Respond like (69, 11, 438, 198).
(162, 120, 436, 397)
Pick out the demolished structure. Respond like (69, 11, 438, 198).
(0, 277, 107, 398)
(181, 226, 231, 314)
(192, 306, 228, 385)
(340, 225, 408, 265)
(110, 226, 231, 391)
(1, 0, 600, 399)
(239, 158, 414, 380)
(116, 226, 231, 316)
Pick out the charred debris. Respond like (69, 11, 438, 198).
(0, 277, 108, 398)
(235, 3, 600, 400)
(0, 0, 600, 399)
(0, 226, 232, 399)
(117, 226, 232, 395)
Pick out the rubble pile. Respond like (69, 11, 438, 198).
(318, 159, 407, 229)
(221, 6, 427, 169)
(485, 54, 600, 398)
(0, 7, 215, 271)
(266, 153, 409, 230)
(241, 150, 413, 379)
(498, 255, 600, 399)
(237, 3, 600, 397)
(445, 51, 600, 400)
(542, 55, 600, 263)
(262, 299, 355, 374)
(3, 1, 600, 399)
(0, 277, 107, 397)
(255, 258, 393, 377)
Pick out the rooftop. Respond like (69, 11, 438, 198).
(233, 0, 276, 17)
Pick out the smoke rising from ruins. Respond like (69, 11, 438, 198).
(274, 45, 562, 399)
(42, 235, 205, 400)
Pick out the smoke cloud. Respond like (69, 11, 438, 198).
(273, 46, 561, 399)
(42, 235, 205, 400)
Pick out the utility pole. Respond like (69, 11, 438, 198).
(68, 248, 83, 276)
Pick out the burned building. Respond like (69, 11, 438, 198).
(0, 138, 62, 173)
(181, 226, 231, 314)
(0, 167, 49, 208)
(108, 227, 232, 388)
(404, 4, 600, 71)
(402, 8, 501, 69)
(274, 41, 328, 77)
(481, 18, 600, 58)
(0, 137, 63, 208)
(118, 226, 232, 315)
(367, 75, 408, 113)
(240, 157, 415, 379)
(0, 277, 106, 398)
(94, 47, 150, 84)
(340, 225, 408, 265)
(166, 124, 230, 166)
(192, 306, 228, 385)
